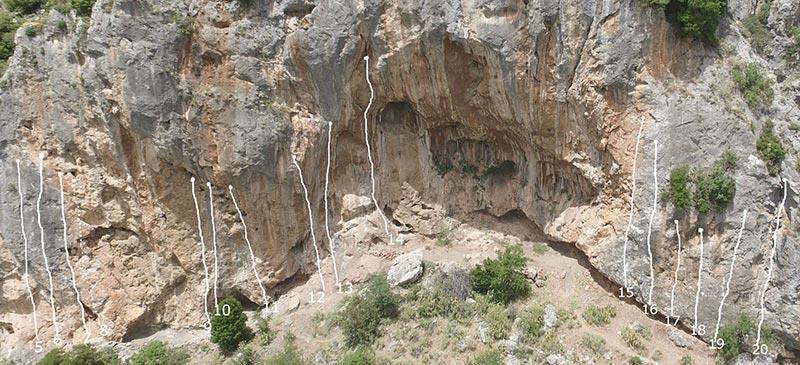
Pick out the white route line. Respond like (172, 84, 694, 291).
(228, 186, 270, 307)
(693, 227, 705, 334)
(58, 173, 89, 341)
(756, 179, 789, 347)
(36, 153, 60, 342)
(622, 118, 645, 289)
(646, 140, 659, 305)
(713, 209, 748, 346)
(17, 160, 39, 342)
(292, 156, 327, 292)
(206, 182, 219, 308)
(363, 55, 392, 244)
(323, 121, 341, 287)
(190, 177, 211, 329)
(669, 220, 683, 320)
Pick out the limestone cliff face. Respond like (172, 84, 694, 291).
(0, 0, 798, 353)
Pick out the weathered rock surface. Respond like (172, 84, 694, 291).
(386, 250, 423, 287)
(0, 0, 797, 357)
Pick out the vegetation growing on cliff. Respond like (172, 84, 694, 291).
(716, 314, 780, 362)
(0, 10, 17, 73)
(731, 62, 774, 110)
(742, 4, 771, 53)
(2, 0, 44, 15)
(643, 0, 726, 43)
(665, 153, 737, 214)
(756, 121, 785, 175)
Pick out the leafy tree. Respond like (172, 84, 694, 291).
(756, 122, 785, 175)
(2, 0, 45, 15)
(37, 344, 120, 365)
(210, 297, 252, 353)
(69, 0, 94, 16)
(667, 0, 727, 43)
(731, 62, 774, 109)
(129, 341, 189, 365)
(471, 245, 530, 304)
(336, 275, 400, 347)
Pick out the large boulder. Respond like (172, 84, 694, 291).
(387, 250, 424, 287)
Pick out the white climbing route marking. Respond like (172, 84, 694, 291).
(58, 173, 90, 341)
(36, 153, 60, 343)
(17, 160, 39, 342)
(363, 55, 392, 244)
(669, 220, 683, 321)
(190, 177, 211, 329)
(693, 227, 705, 335)
(292, 156, 327, 292)
(713, 209, 748, 347)
(206, 182, 219, 308)
(228, 185, 270, 307)
(755, 179, 789, 348)
(622, 117, 645, 289)
(646, 140, 659, 306)
(323, 121, 341, 288)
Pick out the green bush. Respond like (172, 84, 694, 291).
(629, 356, 644, 365)
(37, 344, 120, 365)
(0, 11, 18, 64)
(210, 297, 252, 353)
(665, 167, 692, 211)
(519, 303, 546, 340)
(581, 333, 607, 356)
(731, 62, 774, 109)
(620, 322, 652, 350)
(3, 0, 45, 14)
(756, 122, 785, 175)
(129, 341, 189, 365)
(262, 333, 306, 365)
(665, 154, 736, 214)
(788, 27, 800, 60)
(470, 245, 530, 304)
(481, 301, 512, 340)
(467, 349, 503, 365)
(24, 25, 35, 37)
(717, 314, 777, 362)
(69, 0, 94, 16)
(582, 304, 617, 326)
(338, 348, 377, 365)
(435, 228, 450, 246)
(692, 164, 736, 214)
(336, 275, 400, 347)
(680, 355, 694, 365)
(170, 13, 194, 36)
(406, 282, 470, 320)
(665, 0, 727, 43)
(742, 5, 771, 53)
